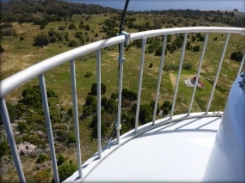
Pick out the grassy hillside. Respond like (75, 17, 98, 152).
(0, 1, 245, 182)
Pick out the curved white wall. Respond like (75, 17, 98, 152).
(203, 73, 245, 182)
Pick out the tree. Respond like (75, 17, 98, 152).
(68, 23, 76, 30)
(58, 163, 77, 182)
(68, 40, 78, 47)
(36, 154, 48, 163)
(57, 154, 65, 166)
(193, 45, 200, 52)
(34, 34, 50, 46)
(85, 24, 91, 31)
(90, 83, 106, 95)
(139, 104, 153, 124)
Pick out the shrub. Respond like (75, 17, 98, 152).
(18, 122, 28, 132)
(67, 134, 76, 144)
(34, 34, 50, 46)
(0, 45, 4, 52)
(58, 163, 77, 182)
(36, 154, 48, 163)
(149, 63, 153, 68)
(84, 71, 92, 78)
(58, 26, 65, 30)
(19, 36, 25, 41)
(68, 23, 76, 30)
(0, 141, 9, 160)
(85, 24, 91, 31)
(68, 40, 78, 47)
(34, 169, 50, 183)
(230, 51, 243, 62)
(213, 37, 218, 41)
(183, 63, 192, 70)
(122, 88, 137, 101)
(57, 154, 65, 166)
(90, 83, 106, 95)
(193, 45, 200, 52)
(40, 24, 45, 29)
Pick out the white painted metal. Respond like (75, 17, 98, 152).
(65, 113, 222, 182)
(130, 27, 244, 41)
(96, 50, 102, 158)
(203, 73, 245, 182)
(70, 59, 82, 178)
(0, 99, 26, 183)
(116, 42, 124, 143)
(170, 33, 188, 118)
(135, 37, 147, 132)
(39, 74, 59, 183)
(152, 35, 167, 125)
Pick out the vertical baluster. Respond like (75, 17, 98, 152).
(152, 35, 167, 125)
(170, 33, 188, 119)
(96, 50, 102, 157)
(117, 43, 124, 144)
(0, 98, 26, 183)
(135, 37, 147, 133)
(70, 59, 82, 178)
(188, 33, 209, 115)
(39, 74, 59, 183)
(206, 33, 230, 113)
(237, 52, 245, 77)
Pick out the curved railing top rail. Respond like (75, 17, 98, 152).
(0, 27, 244, 98)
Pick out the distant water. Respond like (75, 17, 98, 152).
(1, 0, 244, 12)
(65, 0, 245, 12)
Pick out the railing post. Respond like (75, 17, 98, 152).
(0, 98, 26, 183)
(135, 37, 147, 132)
(39, 74, 59, 183)
(170, 33, 188, 119)
(96, 50, 102, 157)
(206, 33, 230, 113)
(116, 42, 124, 144)
(152, 35, 167, 125)
(188, 33, 209, 115)
(70, 59, 82, 178)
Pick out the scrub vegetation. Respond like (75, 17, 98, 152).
(0, 0, 245, 182)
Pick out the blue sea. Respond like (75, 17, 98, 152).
(65, 0, 245, 12)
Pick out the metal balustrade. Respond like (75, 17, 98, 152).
(0, 27, 244, 183)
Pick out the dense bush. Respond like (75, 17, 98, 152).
(18, 122, 28, 132)
(34, 34, 50, 46)
(68, 23, 76, 30)
(122, 88, 137, 101)
(182, 63, 192, 70)
(193, 45, 200, 52)
(90, 83, 106, 95)
(0, 141, 9, 161)
(36, 154, 48, 163)
(58, 163, 77, 182)
(0, 102, 20, 124)
(57, 154, 65, 166)
(68, 40, 78, 47)
(230, 51, 243, 62)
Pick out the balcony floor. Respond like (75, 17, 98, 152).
(80, 116, 221, 182)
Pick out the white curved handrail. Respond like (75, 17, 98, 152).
(130, 27, 245, 40)
(1, 27, 244, 98)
